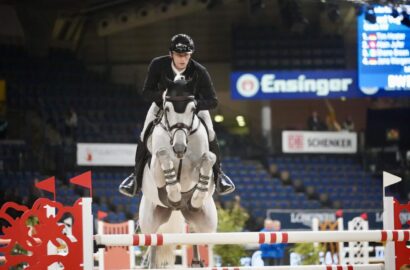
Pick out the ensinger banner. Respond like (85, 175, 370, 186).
(282, 131, 357, 154)
(231, 70, 410, 100)
(77, 143, 136, 166)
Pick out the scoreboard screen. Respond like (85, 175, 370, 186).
(358, 5, 410, 94)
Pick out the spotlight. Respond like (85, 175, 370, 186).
(402, 10, 410, 27)
(214, 115, 224, 123)
(139, 8, 148, 17)
(159, 4, 168, 13)
(365, 6, 376, 24)
(118, 13, 128, 23)
(100, 19, 109, 28)
(236, 115, 246, 127)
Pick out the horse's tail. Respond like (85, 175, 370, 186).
(154, 210, 185, 267)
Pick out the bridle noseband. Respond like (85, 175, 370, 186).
(160, 95, 199, 146)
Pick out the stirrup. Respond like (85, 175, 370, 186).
(216, 172, 235, 196)
(119, 173, 139, 197)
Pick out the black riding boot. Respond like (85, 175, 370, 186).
(209, 139, 235, 195)
(119, 139, 147, 197)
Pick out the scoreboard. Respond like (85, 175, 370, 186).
(358, 5, 410, 94)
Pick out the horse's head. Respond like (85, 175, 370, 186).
(163, 78, 197, 159)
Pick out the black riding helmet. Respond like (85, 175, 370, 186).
(169, 34, 195, 53)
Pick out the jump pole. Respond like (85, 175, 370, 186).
(94, 230, 410, 247)
(147, 265, 384, 270)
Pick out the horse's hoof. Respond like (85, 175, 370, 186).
(191, 259, 205, 267)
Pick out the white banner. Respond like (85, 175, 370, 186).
(282, 131, 357, 153)
(77, 143, 137, 166)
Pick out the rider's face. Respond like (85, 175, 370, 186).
(170, 52, 191, 71)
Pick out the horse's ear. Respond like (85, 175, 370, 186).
(161, 74, 174, 89)
(186, 72, 198, 93)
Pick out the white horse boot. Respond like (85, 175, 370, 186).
(156, 148, 182, 205)
(191, 152, 215, 209)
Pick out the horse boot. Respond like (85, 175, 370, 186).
(209, 139, 235, 195)
(119, 139, 146, 197)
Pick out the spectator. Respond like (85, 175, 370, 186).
(64, 107, 78, 139)
(307, 111, 325, 131)
(260, 219, 287, 266)
(0, 119, 8, 139)
(342, 115, 355, 132)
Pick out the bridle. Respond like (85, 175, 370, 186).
(159, 95, 200, 146)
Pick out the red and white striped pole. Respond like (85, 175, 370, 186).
(145, 264, 384, 270)
(94, 230, 410, 247)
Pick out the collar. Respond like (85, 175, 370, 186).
(171, 62, 186, 81)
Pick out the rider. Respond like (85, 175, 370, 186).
(119, 33, 235, 197)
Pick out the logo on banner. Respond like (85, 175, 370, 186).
(288, 134, 304, 150)
(360, 87, 379, 95)
(236, 74, 259, 97)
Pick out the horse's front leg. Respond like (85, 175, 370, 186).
(156, 148, 182, 205)
(191, 152, 216, 209)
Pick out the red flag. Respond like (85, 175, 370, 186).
(70, 171, 93, 197)
(35, 177, 56, 201)
(335, 209, 343, 218)
(97, 210, 108, 220)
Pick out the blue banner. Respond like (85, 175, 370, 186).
(267, 209, 383, 230)
(231, 70, 410, 100)
(231, 70, 360, 100)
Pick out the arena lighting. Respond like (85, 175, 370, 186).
(214, 114, 224, 123)
(365, 5, 377, 23)
(100, 19, 109, 28)
(236, 115, 246, 127)
(118, 12, 130, 23)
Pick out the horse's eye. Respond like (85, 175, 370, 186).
(165, 107, 170, 112)
(191, 107, 195, 112)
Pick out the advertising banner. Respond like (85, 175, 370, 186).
(231, 69, 410, 99)
(77, 143, 136, 166)
(231, 70, 357, 100)
(267, 209, 383, 230)
(282, 131, 357, 154)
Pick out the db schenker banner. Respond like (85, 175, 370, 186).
(282, 131, 357, 154)
(77, 143, 136, 166)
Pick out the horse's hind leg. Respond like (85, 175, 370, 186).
(182, 199, 217, 267)
(191, 245, 205, 267)
(191, 152, 216, 209)
(156, 148, 182, 205)
(139, 196, 173, 268)
(182, 198, 218, 234)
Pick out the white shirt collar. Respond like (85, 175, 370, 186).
(171, 62, 186, 81)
